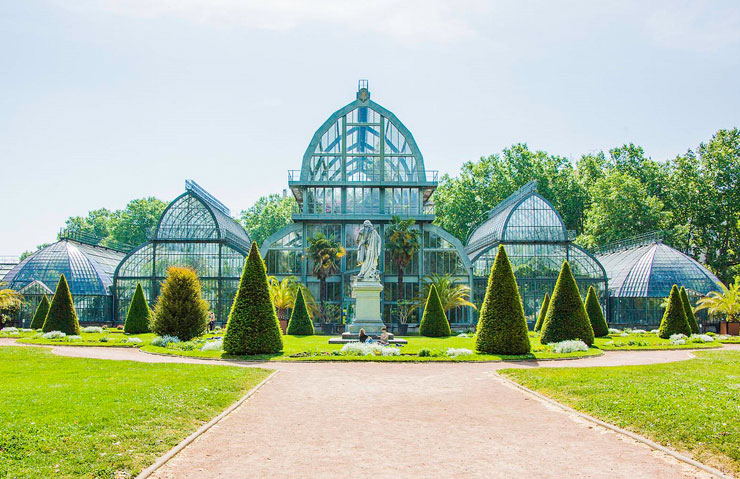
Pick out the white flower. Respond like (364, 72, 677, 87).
(151, 335, 180, 347)
(42, 331, 66, 339)
(446, 348, 473, 358)
(548, 340, 589, 354)
(81, 326, 104, 333)
(200, 339, 223, 351)
(630, 329, 647, 334)
(340, 342, 400, 356)
(608, 328, 622, 334)
(669, 333, 687, 341)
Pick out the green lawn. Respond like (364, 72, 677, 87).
(20, 332, 157, 347)
(594, 333, 719, 350)
(0, 346, 271, 479)
(500, 350, 740, 475)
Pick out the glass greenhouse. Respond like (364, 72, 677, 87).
(113, 180, 251, 325)
(262, 82, 473, 332)
(465, 182, 608, 326)
(596, 234, 724, 328)
(2, 233, 127, 326)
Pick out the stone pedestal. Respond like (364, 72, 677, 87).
(346, 278, 385, 336)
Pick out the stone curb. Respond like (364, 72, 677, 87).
(496, 372, 731, 479)
(135, 370, 279, 479)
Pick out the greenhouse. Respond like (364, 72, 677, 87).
(262, 81, 473, 332)
(113, 180, 251, 325)
(2, 231, 127, 326)
(465, 182, 608, 326)
(596, 233, 724, 329)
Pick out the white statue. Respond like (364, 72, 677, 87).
(356, 220, 382, 280)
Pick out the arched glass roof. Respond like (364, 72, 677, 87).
(597, 242, 723, 298)
(2, 240, 125, 296)
(298, 83, 427, 184)
(466, 181, 567, 260)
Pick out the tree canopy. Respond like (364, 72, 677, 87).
(239, 194, 296, 247)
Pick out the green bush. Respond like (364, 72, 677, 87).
(30, 295, 50, 330)
(585, 286, 609, 337)
(223, 242, 284, 355)
(533, 293, 550, 332)
(42, 275, 81, 335)
(151, 267, 209, 341)
(124, 283, 151, 334)
(658, 285, 692, 339)
(474, 245, 530, 354)
(286, 288, 314, 335)
(680, 286, 700, 334)
(419, 284, 451, 337)
(540, 261, 594, 346)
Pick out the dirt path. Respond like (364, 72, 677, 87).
(4, 338, 736, 478)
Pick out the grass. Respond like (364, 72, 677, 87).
(593, 333, 719, 350)
(141, 333, 603, 362)
(20, 332, 157, 347)
(0, 346, 271, 479)
(500, 350, 740, 475)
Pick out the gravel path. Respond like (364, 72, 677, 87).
(4, 338, 736, 478)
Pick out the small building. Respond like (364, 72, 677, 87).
(113, 180, 251, 325)
(2, 231, 128, 326)
(466, 182, 608, 326)
(0, 256, 18, 281)
(597, 233, 724, 329)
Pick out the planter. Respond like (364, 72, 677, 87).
(720, 321, 740, 336)
(321, 323, 333, 335)
(279, 319, 288, 334)
(397, 323, 409, 335)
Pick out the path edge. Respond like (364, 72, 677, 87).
(135, 369, 279, 479)
(496, 373, 731, 479)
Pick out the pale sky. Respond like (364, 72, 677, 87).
(2, 1, 739, 256)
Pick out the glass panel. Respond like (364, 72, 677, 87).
(157, 195, 218, 240)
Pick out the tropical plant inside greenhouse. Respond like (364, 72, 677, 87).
(418, 284, 451, 337)
(695, 278, 740, 322)
(151, 266, 209, 341)
(413, 274, 475, 315)
(540, 261, 595, 346)
(42, 274, 81, 335)
(267, 275, 317, 323)
(306, 233, 345, 320)
(385, 215, 421, 301)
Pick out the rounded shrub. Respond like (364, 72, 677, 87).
(286, 288, 314, 335)
(30, 295, 50, 330)
(585, 286, 609, 337)
(124, 283, 151, 334)
(223, 242, 284, 355)
(679, 286, 700, 334)
(42, 275, 81, 335)
(419, 284, 451, 337)
(658, 284, 692, 339)
(540, 261, 594, 347)
(474, 245, 530, 354)
(533, 293, 550, 333)
(151, 266, 209, 341)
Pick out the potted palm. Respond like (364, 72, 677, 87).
(695, 279, 740, 335)
(267, 276, 318, 334)
(412, 274, 477, 327)
(306, 233, 345, 334)
(385, 216, 421, 304)
(393, 300, 414, 335)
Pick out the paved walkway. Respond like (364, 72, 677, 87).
(4, 339, 737, 478)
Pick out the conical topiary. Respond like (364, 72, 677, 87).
(224, 242, 284, 355)
(286, 288, 314, 335)
(540, 261, 595, 346)
(124, 283, 151, 334)
(151, 267, 209, 341)
(475, 245, 531, 354)
(585, 286, 609, 337)
(419, 284, 451, 337)
(658, 285, 691, 339)
(533, 293, 550, 333)
(679, 286, 700, 334)
(30, 295, 50, 330)
(42, 275, 81, 335)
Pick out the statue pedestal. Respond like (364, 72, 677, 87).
(346, 278, 385, 336)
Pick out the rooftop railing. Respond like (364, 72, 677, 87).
(288, 170, 438, 183)
(593, 231, 664, 256)
(59, 229, 134, 253)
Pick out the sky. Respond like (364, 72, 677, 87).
(1, 0, 740, 257)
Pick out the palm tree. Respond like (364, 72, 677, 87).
(0, 282, 23, 326)
(413, 274, 476, 315)
(306, 233, 345, 319)
(695, 279, 740, 322)
(385, 215, 421, 302)
(267, 275, 319, 321)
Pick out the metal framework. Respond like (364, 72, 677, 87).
(113, 180, 251, 325)
(263, 82, 473, 331)
(466, 181, 608, 326)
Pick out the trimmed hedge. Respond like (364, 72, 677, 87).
(658, 284, 691, 339)
(224, 242, 284, 355)
(30, 295, 50, 330)
(533, 293, 550, 333)
(540, 261, 594, 346)
(151, 266, 209, 341)
(474, 245, 531, 354)
(286, 288, 314, 335)
(585, 286, 609, 337)
(680, 286, 700, 334)
(419, 284, 451, 337)
(42, 275, 81, 335)
(124, 282, 151, 334)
